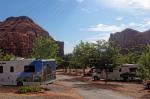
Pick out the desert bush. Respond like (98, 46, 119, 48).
(17, 86, 42, 94)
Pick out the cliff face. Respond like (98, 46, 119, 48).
(0, 16, 56, 57)
(109, 28, 150, 53)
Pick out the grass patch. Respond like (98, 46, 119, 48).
(17, 86, 42, 94)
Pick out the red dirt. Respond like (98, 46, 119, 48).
(0, 82, 82, 99)
(62, 72, 150, 99)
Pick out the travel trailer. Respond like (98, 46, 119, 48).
(0, 59, 56, 86)
(92, 64, 139, 81)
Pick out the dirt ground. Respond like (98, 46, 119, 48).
(0, 82, 82, 99)
(0, 70, 150, 99)
(57, 74, 132, 99)
(65, 74, 150, 99)
(58, 69, 150, 99)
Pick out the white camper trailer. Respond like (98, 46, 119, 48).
(92, 64, 138, 81)
(0, 59, 56, 86)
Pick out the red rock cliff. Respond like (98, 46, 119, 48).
(109, 28, 150, 53)
(0, 16, 59, 57)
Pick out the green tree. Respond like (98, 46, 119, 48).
(115, 53, 127, 64)
(3, 53, 15, 61)
(0, 49, 15, 61)
(90, 40, 118, 80)
(55, 57, 63, 69)
(63, 53, 73, 73)
(32, 36, 58, 59)
(57, 53, 73, 73)
(72, 40, 118, 77)
(137, 45, 150, 79)
(73, 41, 95, 75)
(0, 49, 4, 60)
(126, 51, 140, 64)
(115, 50, 140, 65)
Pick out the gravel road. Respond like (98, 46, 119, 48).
(57, 75, 133, 99)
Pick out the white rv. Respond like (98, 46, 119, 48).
(0, 59, 56, 86)
(92, 64, 138, 81)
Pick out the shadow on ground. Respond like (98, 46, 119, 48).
(140, 93, 150, 99)
(58, 78, 81, 83)
(139, 89, 150, 99)
(73, 83, 123, 91)
(59, 77, 123, 91)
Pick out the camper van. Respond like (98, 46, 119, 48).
(0, 59, 56, 86)
(92, 64, 139, 81)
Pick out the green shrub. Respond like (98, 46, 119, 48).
(17, 86, 42, 94)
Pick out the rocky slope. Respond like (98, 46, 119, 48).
(0, 16, 59, 57)
(109, 28, 150, 53)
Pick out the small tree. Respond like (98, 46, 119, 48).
(63, 53, 73, 73)
(0, 49, 15, 61)
(137, 45, 150, 79)
(73, 41, 95, 75)
(90, 40, 118, 81)
(3, 53, 15, 61)
(32, 36, 58, 59)
(0, 49, 4, 60)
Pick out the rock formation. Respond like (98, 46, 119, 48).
(0, 16, 64, 57)
(109, 28, 150, 54)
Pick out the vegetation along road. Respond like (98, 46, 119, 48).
(57, 74, 133, 99)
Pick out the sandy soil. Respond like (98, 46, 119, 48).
(60, 72, 150, 99)
(0, 82, 82, 99)
(57, 74, 132, 99)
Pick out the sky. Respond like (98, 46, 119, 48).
(0, 0, 150, 54)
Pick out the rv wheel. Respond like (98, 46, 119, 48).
(93, 76, 99, 81)
(147, 83, 150, 89)
(17, 81, 23, 86)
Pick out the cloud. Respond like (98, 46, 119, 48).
(82, 18, 150, 34)
(127, 20, 150, 31)
(64, 41, 69, 45)
(64, 41, 73, 54)
(84, 19, 150, 44)
(64, 45, 73, 54)
(86, 35, 109, 43)
(103, 0, 150, 11)
(144, 18, 150, 26)
(116, 16, 123, 21)
(86, 37, 102, 43)
(82, 24, 126, 33)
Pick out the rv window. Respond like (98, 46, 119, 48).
(0, 66, 3, 73)
(24, 65, 35, 73)
(119, 68, 122, 72)
(129, 68, 137, 72)
(10, 67, 14, 72)
(109, 68, 113, 72)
